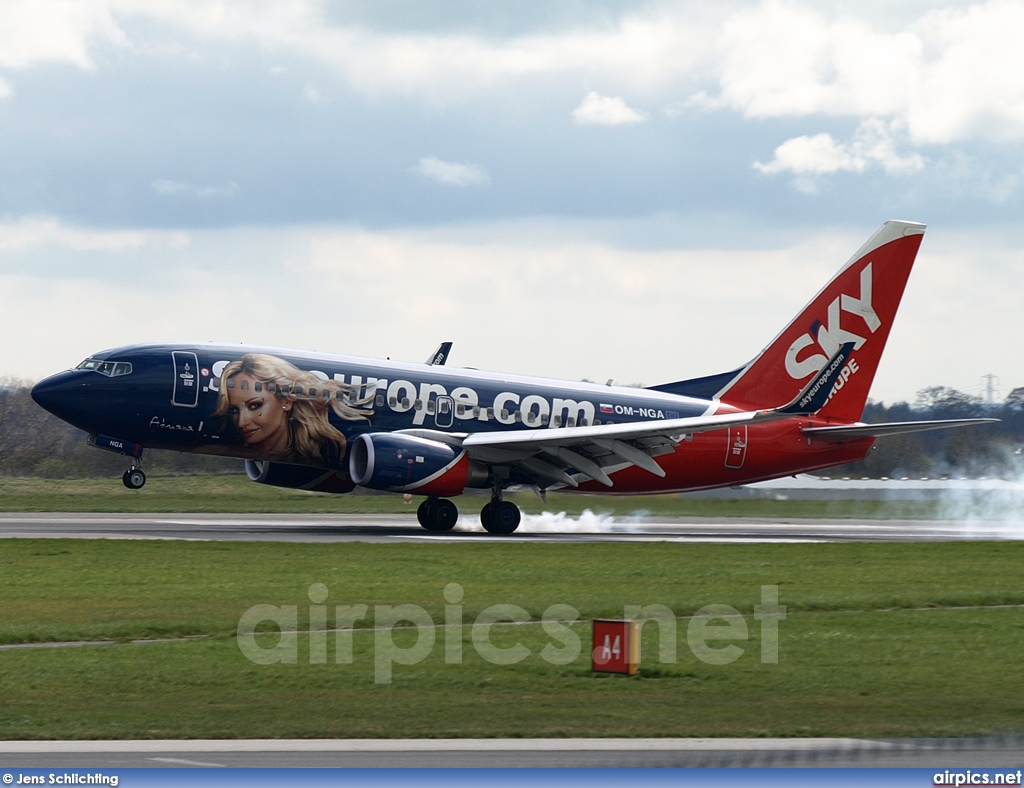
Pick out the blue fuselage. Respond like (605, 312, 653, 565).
(32, 343, 712, 465)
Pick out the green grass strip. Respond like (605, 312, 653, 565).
(0, 539, 1022, 739)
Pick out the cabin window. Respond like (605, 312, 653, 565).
(267, 383, 276, 394)
(254, 382, 262, 393)
(240, 380, 249, 391)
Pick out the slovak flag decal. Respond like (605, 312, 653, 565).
(600, 404, 614, 414)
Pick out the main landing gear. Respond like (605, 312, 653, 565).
(122, 465, 146, 490)
(415, 492, 523, 535)
(480, 490, 521, 535)
(417, 497, 459, 531)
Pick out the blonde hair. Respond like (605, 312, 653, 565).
(213, 353, 373, 466)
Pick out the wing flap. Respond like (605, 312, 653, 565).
(461, 409, 781, 452)
(459, 409, 788, 488)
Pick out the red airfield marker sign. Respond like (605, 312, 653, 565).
(592, 619, 639, 675)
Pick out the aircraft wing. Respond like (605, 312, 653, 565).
(401, 408, 786, 489)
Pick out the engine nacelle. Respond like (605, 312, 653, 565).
(245, 460, 356, 494)
(349, 433, 473, 496)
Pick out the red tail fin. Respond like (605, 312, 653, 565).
(716, 221, 926, 422)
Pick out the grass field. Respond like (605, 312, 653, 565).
(0, 475, 952, 519)
(1, 538, 1023, 739)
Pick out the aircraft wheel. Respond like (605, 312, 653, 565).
(418, 497, 458, 531)
(481, 500, 520, 535)
(417, 497, 436, 528)
(122, 468, 146, 490)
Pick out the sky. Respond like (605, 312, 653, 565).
(1, 0, 1023, 404)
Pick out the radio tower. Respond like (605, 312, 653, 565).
(982, 374, 1000, 405)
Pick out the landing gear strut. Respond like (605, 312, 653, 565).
(417, 497, 459, 531)
(122, 465, 146, 490)
(480, 488, 521, 535)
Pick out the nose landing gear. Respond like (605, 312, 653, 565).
(122, 465, 146, 490)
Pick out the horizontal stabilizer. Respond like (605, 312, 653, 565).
(802, 418, 999, 442)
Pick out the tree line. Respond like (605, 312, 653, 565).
(1, 379, 1021, 480)
(826, 386, 1024, 478)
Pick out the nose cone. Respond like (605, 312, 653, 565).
(31, 370, 84, 422)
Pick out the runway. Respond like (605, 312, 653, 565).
(2, 736, 1024, 768)
(0, 512, 1021, 543)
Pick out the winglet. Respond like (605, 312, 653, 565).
(426, 342, 453, 366)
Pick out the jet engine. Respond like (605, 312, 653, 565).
(245, 460, 356, 494)
(349, 433, 483, 496)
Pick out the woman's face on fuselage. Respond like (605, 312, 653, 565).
(226, 372, 291, 456)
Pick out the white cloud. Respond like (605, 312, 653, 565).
(0, 1, 713, 101)
(151, 179, 189, 195)
(713, 2, 918, 120)
(152, 179, 239, 198)
(0, 0, 126, 70)
(572, 92, 648, 126)
(0, 216, 187, 253)
(413, 157, 490, 186)
(7, 0, 1024, 148)
(706, 0, 1024, 145)
(755, 119, 925, 186)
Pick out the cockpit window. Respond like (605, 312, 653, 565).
(76, 358, 133, 377)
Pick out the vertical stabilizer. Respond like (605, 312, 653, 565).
(715, 221, 926, 421)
